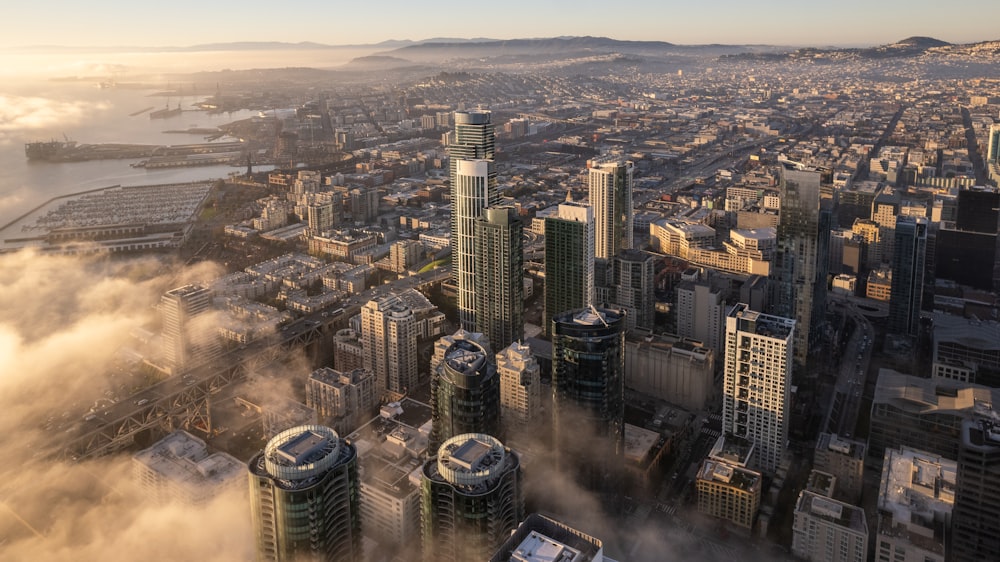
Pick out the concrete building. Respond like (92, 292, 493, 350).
(488, 513, 614, 562)
(951, 409, 1000, 562)
(814, 433, 866, 503)
(608, 249, 655, 331)
(676, 275, 727, 355)
(248, 425, 361, 562)
(476, 206, 524, 351)
(792, 491, 868, 562)
(133, 430, 243, 505)
(723, 303, 795, 474)
(421, 433, 523, 561)
(306, 367, 377, 434)
(430, 338, 500, 451)
(931, 313, 1000, 387)
(695, 436, 761, 531)
(552, 307, 626, 498)
(544, 202, 595, 336)
(589, 159, 634, 259)
(389, 239, 423, 274)
(496, 341, 542, 431)
(875, 446, 955, 562)
(449, 110, 499, 331)
(624, 333, 716, 412)
(361, 293, 419, 396)
(160, 284, 221, 374)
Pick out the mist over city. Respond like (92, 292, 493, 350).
(2, 2, 1000, 561)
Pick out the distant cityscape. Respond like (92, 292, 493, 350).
(4, 33, 1000, 562)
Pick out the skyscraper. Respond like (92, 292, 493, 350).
(160, 284, 220, 374)
(449, 110, 498, 331)
(475, 206, 524, 351)
(951, 412, 1000, 562)
(544, 201, 594, 336)
(888, 216, 927, 337)
(589, 159, 634, 259)
(248, 425, 361, 562)
(723, 303, 795, 474)
(551, 307, 626, 496)
(610, 249, 655, 331)
(987, 123, 1000, 165)
(772, 167, 821, 370)
(361, 294, 419, 396)
(430, 338, 501, 451)
(421, 433, 523, 561)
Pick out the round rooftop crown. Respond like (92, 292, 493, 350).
(444, 339, 489, 375)
(436, 433, 508, 487)
(264, 425, 343, 481)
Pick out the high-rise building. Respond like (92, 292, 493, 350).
(676, 274, 727, 355)
(723, 303, 795, 474)
(951, 411, 1000, 562)
(430, 338, 500, 451)
(813, 433, 866, 504)
(551, 307, 626, 496)
(544, 202, 594, 336)
(448, 110, 499, 331)
(772, 167, 821, 370)
(421, 433, 523, 561)
(624, 334, 716, 411)
(306, 367, 377, 434)
(791, 491, 868, 562)
(475, 206, 524, 351)
(589, 159, 634, 259)
(888, 216, 927, 337)
(248, 425, 361, 562)
(871, 190, 900, 265)
(496, 341, 542, 431)
(361, 294, 419, 396)
(987, 123, 1000, 165)
(609, 249, 655, 331)
(160, 284, 221, 374)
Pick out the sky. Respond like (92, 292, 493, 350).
(5, 0, 999, 49)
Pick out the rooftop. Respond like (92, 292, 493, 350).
(133, 430, 243, 494)
(697, 459, 761, 493)
(729, 303, 795, 341)
(796, 490, 867, 534)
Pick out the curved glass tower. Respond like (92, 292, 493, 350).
(248, 425, 361, 562)
(421, 433, 523, 561)
(430, 338, 500, 451)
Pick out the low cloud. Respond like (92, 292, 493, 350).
(0, 94, 110, 136)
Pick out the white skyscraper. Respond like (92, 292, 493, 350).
(448, 110, 498, 331)
(589, 159, 634, 259)
(361, 294, 419, 396)
(723, 303, 795, 474)
(160, 284, 220, 374)
(496, 341, 541, 430)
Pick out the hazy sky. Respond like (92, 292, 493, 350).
(6, 0, 999, 48)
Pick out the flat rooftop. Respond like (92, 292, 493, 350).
(511, 530, 582, 562)
(276, 430, 331, 465)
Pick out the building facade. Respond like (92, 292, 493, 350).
(475, 206, 524, 351)
(544, 202, 594, 336)
(792, 491, 868, 562)
(723, 303, 795, 474)
(496, 341, 542, 431)
(248, 425, 361, 562)
(430, 338, 501, 451)
(888, 216, 927, 337)
(361, 294, 419, 396)
(589, 159, 634, 260)
(160, 284, 221, 374)
(951, 412, 1000, 562)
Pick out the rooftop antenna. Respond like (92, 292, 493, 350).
(588, 304, 609, 328)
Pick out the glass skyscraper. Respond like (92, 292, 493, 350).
(430, 338, 501, 451)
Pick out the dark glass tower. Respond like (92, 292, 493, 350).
(551, 307, 626, 500)
(543, 202, 594, 337)
(430, 339, 500, 451)
(475, 206, 524, 352)
(420, 433, 523, 561)
(888, 216, 927, 337)
(248, 425, 361, 562)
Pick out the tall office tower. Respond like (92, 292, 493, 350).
(448, 110, 498, 331)
(610, 249, 655, 331)
(955, 186, 1000, 234)
(430, 338, 501, 451)
(551, 307, 626, 497)
(589, 159, 634, 259)
(543, 201, 595, 336)
(723, 303, 795, 474)
(676, 274, 726, 355)
(951, 413, 1000, 562)
(248, 425, 361, 562)
(361, 294, 419, 396)
(421, 433, 523, 561)
(987, 123, 1000, 165)
(160, 284, 221, 374)
(888, 216, 927, 337)
(496, 341, 542, 431)
(475, 206, 524, 351)
(772, 167, 820, 370)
